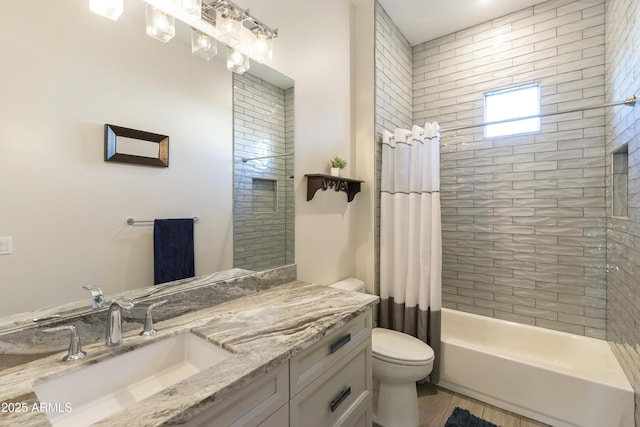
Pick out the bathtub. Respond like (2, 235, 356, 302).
(436, 308, 634, 427)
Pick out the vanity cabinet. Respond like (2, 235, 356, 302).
(186, 307, 373, 427)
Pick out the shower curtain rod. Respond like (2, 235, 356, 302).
(241, 152, 294, 162)
(381, 95, 637, 139)
(442, 95, 637, 133)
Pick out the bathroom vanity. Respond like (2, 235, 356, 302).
(0, 272, 377, 426)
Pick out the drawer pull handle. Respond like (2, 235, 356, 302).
(330, 386, 351, 413)
(330, 333, 351, 353)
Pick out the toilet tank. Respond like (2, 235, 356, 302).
(329, 278, 365, 293)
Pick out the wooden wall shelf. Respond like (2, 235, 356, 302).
(305, 174, 364, 202)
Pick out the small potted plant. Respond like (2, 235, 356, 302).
(330, 155, 347, 177)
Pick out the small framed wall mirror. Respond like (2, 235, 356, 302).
(104, 124, 169, 167)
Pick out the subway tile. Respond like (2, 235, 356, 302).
(536, 318, 584, 334)
(514, 305, 559, 320)
(475, 283, 517, 295)
(514, 288, 559, 302)
(443, 292, 476, 306)
(494, 310, 537, 325)
(558, 313, 606, 329)
(475, 299, 514, 312)
(459, 288, 494, 301)
(495, 293, 536, 307)
(494, 242, 536, 253)
(494, 275, 536, 288)
(458, 304, 495, 317)
(458, 272, 496, 285)
(513, 179, 558, 190)
(536, 300, 584, 315)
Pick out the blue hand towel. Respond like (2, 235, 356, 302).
(153, 218, 195, 285)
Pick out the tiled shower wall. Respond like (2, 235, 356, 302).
(233, 73, 294, 271)
(414, 0, 607, 338)
(605, 0, 640, 421)
(376, 0, 608, 338)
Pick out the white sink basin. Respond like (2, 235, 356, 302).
(33, 332, 232, 426)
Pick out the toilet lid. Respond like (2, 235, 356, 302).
(372, 328, 434, 365)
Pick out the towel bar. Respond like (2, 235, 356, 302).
(127, 217, 199, 226)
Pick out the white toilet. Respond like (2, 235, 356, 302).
(329, 279, 435, 427)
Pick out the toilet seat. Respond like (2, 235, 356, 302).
(372, 328, 434, 366)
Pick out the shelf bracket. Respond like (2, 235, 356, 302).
(305, 174, 364, 203)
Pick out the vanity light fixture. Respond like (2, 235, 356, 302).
(89, 0, 124, 20)
(90, 0, 278, 73)
(226, 48, 250, 74)
(145, 4, 176, 43)
(191, 28, 218, 60)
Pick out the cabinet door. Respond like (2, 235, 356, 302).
(184, 363, 289, 427)
(290, 340, 371, 427)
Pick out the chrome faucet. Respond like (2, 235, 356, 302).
(82, 284, 105, 309)
(105, 300, 134, 347)
(43, 325, 87, 362)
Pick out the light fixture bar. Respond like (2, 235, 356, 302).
(90, 0, 279, 71)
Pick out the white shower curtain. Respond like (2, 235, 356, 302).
(380, 123, 442, 381)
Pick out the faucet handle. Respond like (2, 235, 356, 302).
(110, 299, 135, 310)
(140, 300, 168, 336)
(82, 284, 105, 309)
(43, 325, 87, 362)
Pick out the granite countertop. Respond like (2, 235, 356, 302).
(0, 269, 256, 335)
(0, 281, 378, 426)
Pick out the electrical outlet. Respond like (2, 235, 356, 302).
(0, 237, 12, 255)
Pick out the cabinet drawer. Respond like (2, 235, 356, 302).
(184, 363, 289, 427)
(258, 402, 288, 427)
(290, 310, 371, 395)
(290, 339, 371, 427)
(337, 394, 371, 427)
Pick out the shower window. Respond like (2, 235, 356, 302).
(484, 83, 541, 138)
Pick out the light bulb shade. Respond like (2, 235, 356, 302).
(252, 31, 274, 64)
(215, 7, 242, 47)
(146, 4, 175, 43)
(236, 26, 256, 56)
(179, 0, 201, 22)
(89, 0, 123, 20)
(191, 28, 217, 60)
(227, 49, 250, 74)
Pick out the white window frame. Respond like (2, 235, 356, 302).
(484, 83, 541, 138)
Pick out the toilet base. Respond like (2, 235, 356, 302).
(373, 378, 419, 427)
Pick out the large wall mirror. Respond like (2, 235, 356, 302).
(233, 72, 295, 271)
(0, 0, 294, 318)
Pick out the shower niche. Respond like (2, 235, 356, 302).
(612, 145, 628, 218)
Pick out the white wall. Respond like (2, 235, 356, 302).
(0, 0, 233, 314)
(241, 0, 371, 287)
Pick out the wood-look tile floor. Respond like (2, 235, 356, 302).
(416, 382, 550, 427)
